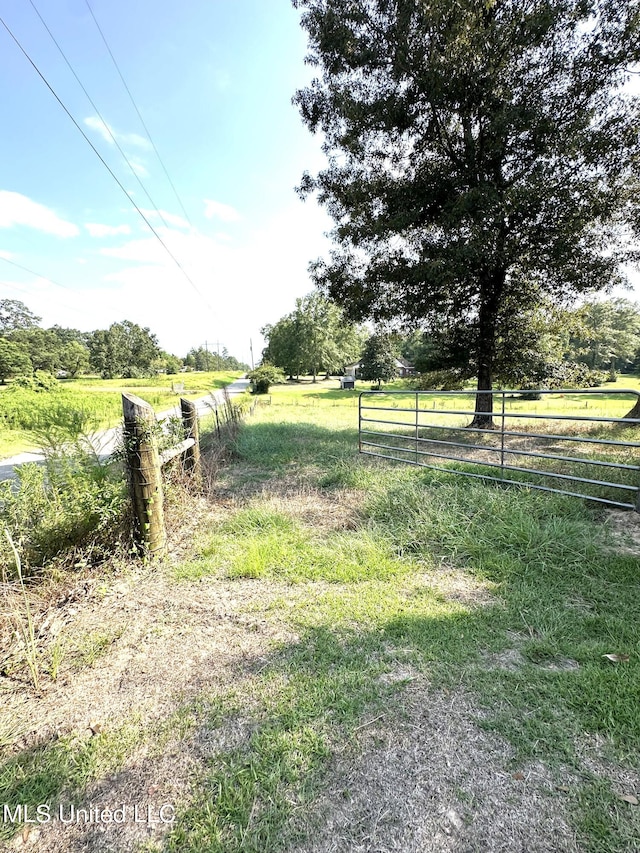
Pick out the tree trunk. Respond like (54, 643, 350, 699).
(624, 397, 640, 421)
(468, 273, 504, 430)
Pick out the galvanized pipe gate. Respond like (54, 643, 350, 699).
(358, 388, 640, 511)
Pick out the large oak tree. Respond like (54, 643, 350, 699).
(293, 0, 640, 425)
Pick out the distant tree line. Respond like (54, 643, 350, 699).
(0, 299, 248, 383)
(261, 292, 640, 392)
(400, 298, 640, 390)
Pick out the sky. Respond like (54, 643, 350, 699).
(1, 3, 639, 370)
(0, 0, 333, 365)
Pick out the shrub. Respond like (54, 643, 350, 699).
(411, 369, 467, 391)
(0, 456, 126, 577)
(11, 371, 60, 392)
(247, 364, 285, 394)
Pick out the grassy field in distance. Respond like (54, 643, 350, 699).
(0, 371, 243, 459)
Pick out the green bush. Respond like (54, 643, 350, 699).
(0, 456, 126, 577)
(247, 364, 285, 395)
(11, 371, 60, 392)
(411, 369, 467, 391)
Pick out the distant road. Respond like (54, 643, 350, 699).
(0, 377, 250, 483)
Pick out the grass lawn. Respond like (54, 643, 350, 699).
(169, 382, 640, 852)
(1, 379, 638, 852)
(0, 371, 243, 459)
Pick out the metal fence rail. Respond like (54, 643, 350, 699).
(358, 388, 640, 511)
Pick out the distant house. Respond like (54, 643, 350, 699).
(395, 357, 416, 377)
(343, 357, 416, 379)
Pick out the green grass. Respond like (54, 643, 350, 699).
(3, 378, 637, 851)
(0, 371, 242, 458)
(0, 720, 146, 843)
(161, 382, 640, 852)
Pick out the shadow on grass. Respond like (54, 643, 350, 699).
(1, 589, 637, 853)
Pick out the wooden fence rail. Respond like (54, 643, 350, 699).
(122, 394, 201, 558)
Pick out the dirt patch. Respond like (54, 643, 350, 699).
(604, 509, 640, 556)
(285, 682, 580, 853)
(0, 557, 304, 852)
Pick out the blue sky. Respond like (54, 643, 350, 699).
(1, 2, 639, 368)
(0, 0, 332, 364)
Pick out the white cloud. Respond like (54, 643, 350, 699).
(83, 116, 151, 150)
(90, 200, 332, 362)
(0, 191, 79, 237)
(120, 131, 151, 150)
(129, 160, 149, 178)
(203, 199, 241, 223)
(85, 222, 132, 238)
(139, 209, 190, 230)
(0, 249, 15, 260)
(84, 116, 115, 144)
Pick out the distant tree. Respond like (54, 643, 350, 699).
(59, 341, 91, 377)
(567, 299, 640, 375)
(8, 328, 63, 373)
(294, 0, 640, 426)
(0, 299, 40, 333)
(0, 338, 32, 383)
(262, 293, 364, 380)
(359, 333, 398, 389)
(262, 316, 306, 379)
(88, 321, 160, 378)
(163, 353, 184, 375)
(48, 325, 88, 346)
(186, 346, 215, 372)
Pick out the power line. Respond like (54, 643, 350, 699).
(28, 0, 171, 231)
(84, 0, 193, 226)
(0, 267, 86, 319)
(0, 15, 214, 313)
(0, 255, 123, 319)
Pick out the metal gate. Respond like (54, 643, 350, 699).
(358, 388, 640, 511)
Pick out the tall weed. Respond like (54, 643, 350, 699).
(0, 457, 126, 577)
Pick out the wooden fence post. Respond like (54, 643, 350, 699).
(122, 393, 167, 558)
(180, 398, 201, 475)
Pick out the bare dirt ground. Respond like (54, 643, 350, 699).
(1, 484, 638, 852)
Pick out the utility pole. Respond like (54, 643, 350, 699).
(205, 340, 224, 371)
(250, 338, 254, 370)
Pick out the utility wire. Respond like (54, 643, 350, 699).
(0, 15, 214, 312)
(0, 255, 125, 319)
(28, 0, 171, 231)
(84, 0, 193, 226)
(1, 264, 88, 318)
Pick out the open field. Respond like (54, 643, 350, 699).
(1, 380, 639, 852)
(0, 371, 243, 459)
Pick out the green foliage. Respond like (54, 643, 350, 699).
(568, 299, 640, 374)
(358, 332, 398, 388)
(59, 340, 90, 377)
(0, 338, 32, 383)
(0, 387, 118, 435)
(247, 363, 286, 394)
(11, 371, 60, 393)
(412, 368, 467, 391)
(294, 0, 640, 400)
(0, 299, 40, 332)
(262, 292, 364, 379)
(88, 320, 161, 379)
(185, 346, 248, 372)
(0, 457, 125, 576)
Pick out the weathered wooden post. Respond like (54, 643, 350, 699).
(180, 398, 201, 475)
(122, 393, 167, 558)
